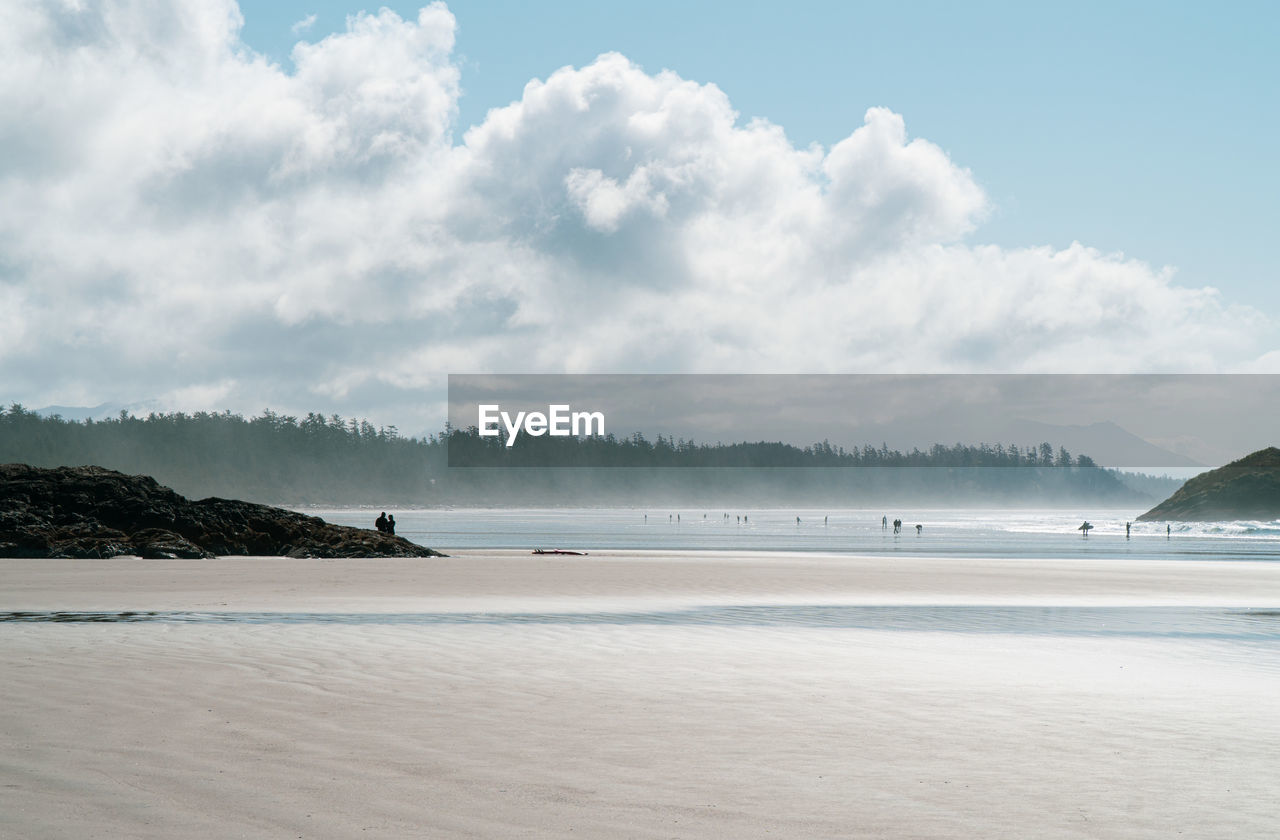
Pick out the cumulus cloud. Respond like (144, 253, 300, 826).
(0, 0, 1272, 431)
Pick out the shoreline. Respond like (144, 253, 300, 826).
(4, 550, 1280, 611)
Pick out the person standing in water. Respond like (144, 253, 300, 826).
(1126, 521, 1131, 538)
(882, 515, 888, 530)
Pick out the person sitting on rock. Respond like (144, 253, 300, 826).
(375, 512, 388, 533)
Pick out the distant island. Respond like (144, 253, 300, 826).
(0, 464, 446, 559)
(1137, 447, 1280, 521)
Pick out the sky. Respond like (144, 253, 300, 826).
(2, 1, 1278, 436)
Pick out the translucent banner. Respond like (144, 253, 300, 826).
(446, 374, 1280, 470)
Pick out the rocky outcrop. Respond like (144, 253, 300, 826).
(1137, 447, 1280, 522)
(0, 464, 446, 559)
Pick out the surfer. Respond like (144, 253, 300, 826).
(1126, 521, 1131, 538)
(916, 524, 922, 534)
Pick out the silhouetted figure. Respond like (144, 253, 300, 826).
(893, 518, 901, 534)
(744, 515, 748, 524)
(1126, 521, 1131, 539)
(1079, 521, 1093, 537)
(796, 516, 801, 525)
(375, 511, 388, 533)
(386, 514, 396, 535)
(882, 516, 888, 530)
(824, 516, 828, 526)
(1167, 524, 1171, 538)
(916, 524, 922, 534)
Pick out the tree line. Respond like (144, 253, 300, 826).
(0, 404, 1174, 505)
(447, 425, 1097, 468)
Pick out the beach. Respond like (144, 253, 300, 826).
(4, 550, 1280, 838)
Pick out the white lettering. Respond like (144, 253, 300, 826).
(478, 404, 606, 448)
(501, 410, 526, 446)
(572, 410, 605, 436)
(478, 405, 500, 437)
(549, 404, 571, 436)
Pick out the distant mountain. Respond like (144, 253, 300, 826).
(34, 401, 162, 422)
(1002, 419, 1203, 468)
(850, 410, 1201, 469)
(1137, 447, 1280, 521)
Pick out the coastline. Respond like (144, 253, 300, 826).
(5, 550, 1280, 611)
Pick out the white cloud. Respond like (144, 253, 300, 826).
(291, 13, 317, 35)
(0, 1, 1272, 431)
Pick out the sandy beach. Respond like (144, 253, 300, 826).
(3, 551, 1279, 838)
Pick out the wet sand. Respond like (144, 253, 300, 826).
(3, 551, 1279, 838)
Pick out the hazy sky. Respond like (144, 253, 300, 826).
(3, 1, 1277, 435)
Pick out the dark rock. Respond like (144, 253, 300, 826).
(0, 464, 447, 559)
(132, 528, 210, 560)
(1137, 447, 1280, 521)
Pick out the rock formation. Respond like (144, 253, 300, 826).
(1137, 447, 1280, 521)
(0, 464, 446, 558)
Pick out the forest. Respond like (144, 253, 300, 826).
(0, 404, 1181, 506)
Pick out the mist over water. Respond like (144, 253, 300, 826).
(305, 507, 1280, 560)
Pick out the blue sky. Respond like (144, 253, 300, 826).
(4, 0, 1277, 432)
(239, 0, 1279, 311)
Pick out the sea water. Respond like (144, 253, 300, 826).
(15, 507, 1270, 652)
(305, 506, 1280, 561)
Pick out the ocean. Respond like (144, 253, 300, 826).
(307, 505, 1280, 561)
